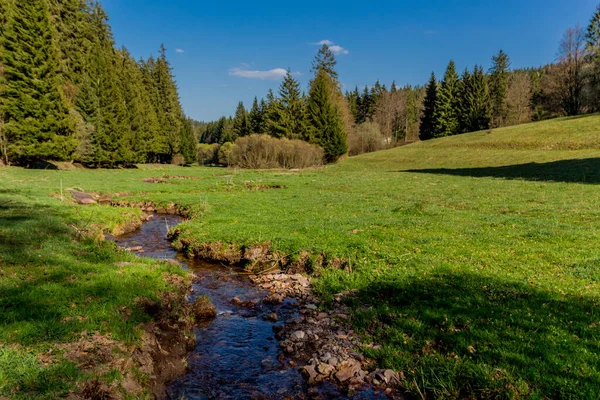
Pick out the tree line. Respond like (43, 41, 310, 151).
(204, 3, 600, 156)
(0, 0, 196, 166)
(198, 45, 350, 162)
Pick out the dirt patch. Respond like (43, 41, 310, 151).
(143, 175, 198, 184)
(245, 183, 284, 191)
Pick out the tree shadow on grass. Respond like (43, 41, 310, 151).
(403, 157, 600, 184)
(349, 271, 600, 398)
(0, 199, 154, 346)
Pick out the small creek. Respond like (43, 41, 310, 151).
(116, 215, 379, 400)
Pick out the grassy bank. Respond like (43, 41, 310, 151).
(1, 114, 600, 398)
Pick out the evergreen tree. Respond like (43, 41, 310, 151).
(179, 116, 196, 163)
(391, 81, 398, 92)
(267, 70, 307, 139)
(140, 56, 169, 162)
(306, 69, 347, 162)
(0, 0, 76, 163)
(258, 98, 268, 133)
(587, 4, 600, 111)
(346, 87, 360, 122)
(232, 101, 249, 139)
(419, 72, 438, 140)
(434, 61, 460, 137)
(116, 48, 161, 163)
(311, 44, 338, 80)
(488, 50, 511, 127)
(154, 44, 184, 160)
(248, 97, 264, 134)
(357, 86, 373, 123)
(459, 66, 491, 133)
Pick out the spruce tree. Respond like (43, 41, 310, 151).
(391, 81, 398, 92)
(267, 70, 307, 139)
(179, 116, 196, 163)
(311, 44, 338, 80)
(0, 0, 76, 163)
(488, 50, 511, 127)
(459, 66, 491, 133)
(140, 56, 170, 162)
(154, 44, 184, 160)
(419, 72, 438, 140)
(248, 97, 264, 134)
(232, 101, 249, 139)
(307, 69, 347, 162)
(434, 61, 460, 137)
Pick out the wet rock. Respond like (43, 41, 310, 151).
(316, 361, 335, 377)
(266, 312, 278, 322)
(230, 297, 242, 306)
(290, 331, 306, 341)
(305, 304, 317, 310)
(192, 296, 217, 320)
(334, 360, 362, 383)
(301, 364, 318, 384)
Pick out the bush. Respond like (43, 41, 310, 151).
(171, 153, 186, 166)
(197, 143, 220, 165)
(218, 142, 234, 166)
(228, 134, 324, 169)
(348, 122, 386, 156)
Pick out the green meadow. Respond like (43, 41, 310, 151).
(1, 114, 600, 398)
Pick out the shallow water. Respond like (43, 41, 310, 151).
(116, 215, 380, 400)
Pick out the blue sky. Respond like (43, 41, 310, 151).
(102, 0, 597, 121)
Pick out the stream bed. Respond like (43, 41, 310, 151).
(116, 215, 380, 400)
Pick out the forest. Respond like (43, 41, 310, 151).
(0, 0, 196, 167)
(2, 2, 600, 167)
(199, 7, 600, 160)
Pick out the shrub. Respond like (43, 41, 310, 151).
(229, 134, 323, 169)
(197, 143, 220, 165)
(348, 122, 386, 156)
(218, 142, 234, 166)
(171, 153, 186, 166)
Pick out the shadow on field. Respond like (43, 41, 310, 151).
(350, 272, 600, 397)
(0, 197, 150, 344)
(404, 157, 600, 184)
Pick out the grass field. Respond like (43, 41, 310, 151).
(1, 114, 600, 398)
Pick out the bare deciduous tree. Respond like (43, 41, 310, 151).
(506, 72, 533, 126)
(556, 26, 588, 115)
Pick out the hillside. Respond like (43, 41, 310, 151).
(1, 115, 600, 398)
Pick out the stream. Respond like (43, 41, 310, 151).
(116, 215, 380, 400)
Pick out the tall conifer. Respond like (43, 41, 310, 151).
(419, 72, 438, 140)
(434, 61, 460, 137)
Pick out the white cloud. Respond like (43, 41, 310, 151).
(330, 45, 349, 55)
(312, 40, 349, 55)
(315, 39, 334, 46)
(176, 48, 184, 53)
(229, 67, 288, 80)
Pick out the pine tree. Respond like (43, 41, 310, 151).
(346, 87, 360, 122)
(307, 69, 347, 162)
(459, 66, 491, 133)
(232, 101, 249, 139)
(311, 44, 338, 80)
(179, 116, 196, 163)
(357, 86, 373, 123)
(391, 81, 398, 92)
(434, 61, 460, 137)
(248, 97, 264, 134)
(140, 56, 169, 162)
(419, 72, 438, 140)
(0, 0, 76, 164)
(154, 44, 184, 160)
(267, 70, 307, 139)
(76, 3, 131, 165)
(488, 49, 511, 127)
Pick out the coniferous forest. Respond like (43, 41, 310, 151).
(3, 1, 600, 166)
(0, 0, 196, 167)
